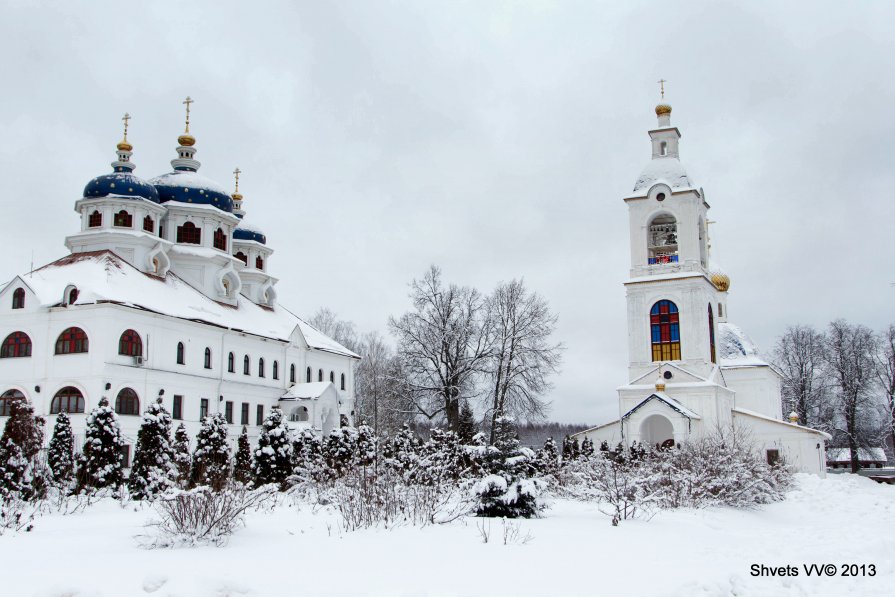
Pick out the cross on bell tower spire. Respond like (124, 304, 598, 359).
(658, 78, 667, 100)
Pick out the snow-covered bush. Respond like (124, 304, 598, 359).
(253, 407, 292, 489)
(142, 484, 276, 547)
(232, 427, 253, 486)
(47, 412, 75, 488)
(0, 397, 45, 499)
(473, 474, 544, 519)
(382, 424, 420, 479)
(171, 424, 191, 489)
(290, 429, 327, 485)
(128, 398, 175, 500)
(324, 427, 357, 478)
(77, 398, 124, 491)
(189, 413, 230, 491)
(417, 428, 466, 485)
(535, 436, 560, 477)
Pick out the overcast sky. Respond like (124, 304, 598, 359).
(1, 1, 891, 424)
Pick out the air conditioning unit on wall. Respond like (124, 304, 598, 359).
(133, 355, 144, 366)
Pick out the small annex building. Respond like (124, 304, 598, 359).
(572, 98, 829, 475)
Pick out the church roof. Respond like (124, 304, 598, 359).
(16, 251, 359, 358)
(279, 382, 336, 400)
(84, 171, 161, 203)
(718, 322, 770, 368)
(622, 392, 701, 420)
(233, 220, 267, 245)
(732, 407, 831, 439)
(633, 157, 692, 192)
(149, 170, 234, 213)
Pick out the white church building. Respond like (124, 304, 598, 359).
(573, 98, 829, 475)
(0, 102, 359, 465)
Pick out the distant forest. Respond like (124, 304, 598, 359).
(410, 421, 591, 449)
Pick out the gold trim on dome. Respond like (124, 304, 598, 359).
(655, 103, 672, 116)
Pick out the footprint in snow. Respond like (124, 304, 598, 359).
(142, 575, 168, 593)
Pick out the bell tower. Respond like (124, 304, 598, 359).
(622, 91, 727, 382)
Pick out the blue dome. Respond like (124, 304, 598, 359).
(233, 222, 267, 245)
(149, 170, 233, 212)
(83, 171, 160, 203)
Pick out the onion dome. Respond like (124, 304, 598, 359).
(149, 97, 233, 212)
(708, 264, 731, 292)
(83, 113, 160, 203)
(233, 220, 267, 245)
(655, 103, 672, 116)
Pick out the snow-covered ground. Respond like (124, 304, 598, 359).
(2, 473, 892, 597)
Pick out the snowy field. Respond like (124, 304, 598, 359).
(1, 473, 892, 597)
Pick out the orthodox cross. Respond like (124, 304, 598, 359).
(233, 167, 241, 193)
(183, 96, 194, 133)
(657, 79, 667, 100)
(121, 112, 131, 141)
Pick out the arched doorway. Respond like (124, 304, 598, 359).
(640, 414, 674, 450)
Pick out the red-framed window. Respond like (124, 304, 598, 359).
(51, 387, 85, 414)
(55, 327, 88, 354)
(143, 215, 154, 233)
(1, 332, 32, 358)
(255, 255, 264, 270)
(0, 389, 25, 416)
(88, 210, 102, 227)
(176, 221, 201, 244)
(115, 388, 140, 415)
(118, 329, 142, 356)
(235, 252, 248, 266)
(113, 210, 133, 227)
(12, 288, 25, 309)
(650, 300, 681, 361)
(213, 228, 227, 251)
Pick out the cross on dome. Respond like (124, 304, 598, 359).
(182, 96, 194, 133)
(657, 78, 667, 100)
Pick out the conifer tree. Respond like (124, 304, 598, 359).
(581, 436, 595, 459)
(476, 413, 540, 518)
(253, 407, 292, 488)
(324, 427, 357, 478)
(354, 423, 377, 468)
(47, 412, 75, 487)
(128, 398, 174, 500)
(384, 424, 419, 478)
(77, 397, 124, 491)
(171, 423, 191, 488)
(189, 413, 230, 490)
(561, 435, 573, 463)
(233, 426, 253, 485)
(291, 429, 325, 483)
(420, 428, 463, 484)
(536, 436, 559, 476)
(457, 401, 477, 444)
(0, 397, 45, 497)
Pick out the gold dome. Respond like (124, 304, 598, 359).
(232, 192, 243, 201)
(178, 133, 196, 147)
(710, 271, 731, 292)
(116, 139, 133, 152)
(655, 103, 672, 116)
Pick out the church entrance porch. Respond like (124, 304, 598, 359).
(640, 414, 674, 450)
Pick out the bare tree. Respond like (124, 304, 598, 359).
(484, 279, 563, 440)
(874, 324, 895, 460)
(773, 325, 831, 429)
(354, 331, 413, 437)
(388, 266, 492, 431)
(825, 320, 884, 473)
(307, 308, 360, 353)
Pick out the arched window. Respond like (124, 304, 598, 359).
(143, 215, 154, 233)
(340, 373, 346, 391)
(718, 303, 723, 318)
(12, 288, 25, 309)
(708, 304, 716, 364)
(647, 214, 678, 265)
(306, 366, 311, 383)
(88, 210, 102, 228)
(235, 252, 248, 266)
(213, 228, 227, 251)
(204, 347, 212, 369)
(0, 389, 25, 416)
(255, 255, 264, 270)
(650, 300, 681, 361)
(113, 210, 133, 227)
(228, 352, 235, 373)
(289, 406, 309, 422)
(258, 358, 265, 378)
(318, 368, 323, 382)
(273, 361, 279, 380)
(55, 327, 88, 354)
(290, 364, 296, 383)
(68, 288, 79, 305)
(176, 342, 185, 365)
(1, 332, 32, 358)
(329, 371, 335, 383)
(176, 221, 201, 244)
(660, 141, 667, 156)
(118, 329, 142, 356)
(51, 387, 85, 414)
(115, 388, 140, 415)
(243, 355, 250, 375)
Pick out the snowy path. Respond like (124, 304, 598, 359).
(1, 474, 892, 596)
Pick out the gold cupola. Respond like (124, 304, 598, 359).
(710, 270, 731, 292)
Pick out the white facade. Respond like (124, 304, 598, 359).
(575, 102, 828, 475)
(0, 120, 360, 461)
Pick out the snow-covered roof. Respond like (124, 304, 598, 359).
(633, 157, 693, 192)
(825, 448, 887, 463)
(732, 407, 831, 439)
(623, 392, 701, 420)
(279, 382, 335, 401)
(570, 419, 621, 438)
(15, 251, 359, 359)
(718, 322, 770, 368)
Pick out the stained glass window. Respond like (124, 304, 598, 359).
(650, 300, 681, 361)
